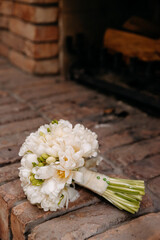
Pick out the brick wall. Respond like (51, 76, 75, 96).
(0, 0, 59, 74)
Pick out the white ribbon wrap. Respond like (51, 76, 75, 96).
(75, 167, 109, 195)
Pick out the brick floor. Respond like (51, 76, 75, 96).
(0, 57, 160, 240)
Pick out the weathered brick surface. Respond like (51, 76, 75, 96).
(90, 212, 160, 240)
(0, 42, 10, 58)
(24, 41, 58, 59)
(0, 61, 160, 239)
(0, 102, 29, 115)
(11, 189, 100, 240)
(0, 132, 31, 149)
(9, 18, 58, 41)
(0, 95, 16, 105)
(28, 203, 129, 240)
(0, 16, 9, 29)
(0, 117, 46, 137)
(0, 109, 40, 125)
(148, 176, 160, 199)
(13, 3, 58, 23)
(0, 146, 21, 165)
(0, 180, 25, 240)
(0, 162, 20, 185)
(124, 154, 160, 180)
(94, 113, 160, 140)
(14, 82, 83, 101)
(16, 0, 58, 3)
(99, 126, 160, 154)
(9, 50, 59, 74)
(105, 136, 160, 167)
(0, 1, 13, 16)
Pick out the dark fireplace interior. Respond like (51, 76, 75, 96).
(61, 0, 160, 116)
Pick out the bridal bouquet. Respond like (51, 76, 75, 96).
(19, 120, 145, 214)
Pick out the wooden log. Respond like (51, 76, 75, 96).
(123, 16, 160, 38)
(104, 28, 160, 62)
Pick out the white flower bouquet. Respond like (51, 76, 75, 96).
(19, 120, 145, 214)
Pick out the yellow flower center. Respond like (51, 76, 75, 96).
(64, 157, 68, 161)
(73, 146, 80, 153)
(57, 170, 65, 178)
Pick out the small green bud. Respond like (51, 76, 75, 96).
(103, 178, 106, 181)
(41, 153, 49, 159)
(37, 156, 44, 162)
(51, 119, 58, 124)
(47, 128, 51, 132)
(97, 176, 100, 180)
(30, 174, 44, 186)
(38, 162, 44, 167)
(32, 162, 38, 167)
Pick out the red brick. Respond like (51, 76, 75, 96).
(1, 31, 24, 53)
(31, 89, 98, 108)
(99, 125, 160, 154)
(0, 117, 46, 137)
(35, 58, 59, 74)
(0, 146, 20, 165)
(0, 95, 16, 105)
(94, 113, 160, 138)
(9, 50, 59, 74)
(0, 109, 40, 125)
(0, 1, 13, 16)
(148, 176, 160, 199)
(90, 212, 160, 240)
(11, 189, 99, 240)
(14, 82, 81, 101)
(13, 3, 58, 23)
(16, 0, 58, 3)
(0, 102, 29, 115)
(105, 136, 160, 167)
(0, 42, 10, 58)
(0, 16, 9, 29)
(0, 132, 30, 149)
(0, 162, 20, 185)
(124, 154, 160, 180)
(9, 18, 58, 41)
(0, 90, 8, 97)
(24, 41, 58, 59)
(28, 203, 129, 240)
(0, 180, 25, 240)
(137, 191, 154, 215)
(9, 77, 61, 92)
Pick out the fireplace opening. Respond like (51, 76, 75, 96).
(60, 0, 160, 115)
(0, 0, 159, 115)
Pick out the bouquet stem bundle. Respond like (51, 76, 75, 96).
(77, 167, 145, 214)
